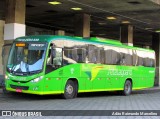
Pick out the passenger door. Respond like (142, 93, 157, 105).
(45, 47, 63, 92)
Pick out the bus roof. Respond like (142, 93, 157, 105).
(16, 35, 154, 52)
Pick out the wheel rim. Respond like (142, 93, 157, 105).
(125, 82, 131, 93)
(66, 84, 73, 94)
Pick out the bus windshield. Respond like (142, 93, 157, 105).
(7, 42, 47, 75)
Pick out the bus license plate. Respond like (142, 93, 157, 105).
(16, 89, 22, 93)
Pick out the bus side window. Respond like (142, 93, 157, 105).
(112, 50, 120, 65)
(133, 50, 138, 66)
(120, 53, 125, 65)
(133, 50, 144, 66)
(137, 56, 144, 66)
(47, 47, 52, 65)
(88, 45, 96, 63)
(47, 51, 51, 64)
(104, 49, 120, 65)
(52, 48, 62, 68)
(104, 49, 112, 64)
(46, 46, 62, 74)
(46, 45, 52, 74)
(151, 59, 155, 67)
(143, 51, 155, 67)
(63, 48, 77, 65)
(143, 57, 148, 67)
(100, 49, 105, 64)
(77, 48, 86, 63)
(121, 54, 132, 66)
(144, 58, 155, 67)
(95, 47, 101, 64)
(127, 54, 133, 65)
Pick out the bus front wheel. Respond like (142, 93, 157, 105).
(63, 80, 78, 99)
(123, 80, 132, 96)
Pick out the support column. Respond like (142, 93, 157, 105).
(1, 0, 26, 84)
(120, 24, 133, 46)
(143, 46, 150, 49)
(4, 0, 26, 41)
(74, 14, 90, 37)
(55, 30, 65, 36)
(150, 0, 160, 5)
(152, 33, 160, 86)
(0, 20, 5, 83)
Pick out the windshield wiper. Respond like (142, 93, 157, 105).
(28, 70, 42, 75)
(10, 65, 17, 73)
(14, 72, 29, 76)
(25, 63, 29, 73)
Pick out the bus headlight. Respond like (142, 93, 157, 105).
(31, 76, 43, 83)
(5, 75, 9, 80)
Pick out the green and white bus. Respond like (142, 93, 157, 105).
(4, 35, 155, 99)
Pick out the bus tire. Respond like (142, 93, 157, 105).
(2, 87, 8, 94)
(123, 80, 132, 96)
(2, 81, 8, 94)
(63, 80, 78, 99)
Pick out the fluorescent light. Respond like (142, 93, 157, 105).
(98, 22, 106, 25)
(48, 1, 61, 5)
(145, 28, 152, 30)
(106, 16, 116, 20)
(121, 21, 130, 24)
(156, 30, 160, 33)
(98, 34, 106, 36)
(71, 7, 82, 10)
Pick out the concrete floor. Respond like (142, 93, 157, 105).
(0, 87, 160, 119)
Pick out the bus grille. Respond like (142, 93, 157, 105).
(10, 85, 29, 90)
(11, 80, 30, 83)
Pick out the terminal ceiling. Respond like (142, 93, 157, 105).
(0, 0, 160, 47)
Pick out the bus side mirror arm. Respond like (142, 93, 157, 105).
(2, 44, 12, 65)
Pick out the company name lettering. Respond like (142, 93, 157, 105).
(107, 69, 132, 76)
(31, 44, 45, 47)
(18, 38, 39, 41)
